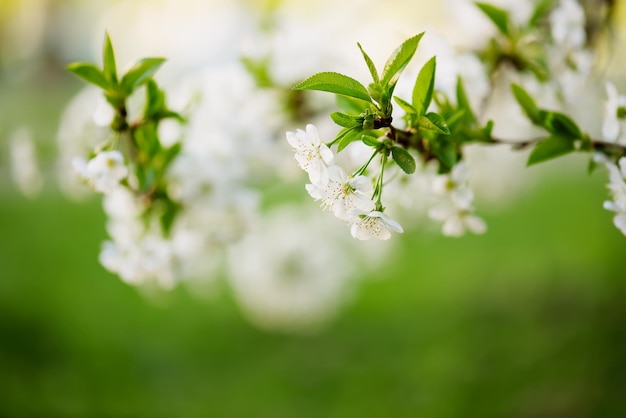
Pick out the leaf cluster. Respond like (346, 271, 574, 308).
(67, 33, 184, 235)
(511, 83, 588, 166)
(475, 1, 552, 82)
(294, 34, 463, 175)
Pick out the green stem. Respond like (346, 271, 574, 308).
(373, 152, 388, 211)
(353, 147, 381, 177)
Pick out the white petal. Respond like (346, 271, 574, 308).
(451, 162, 469, 184)
(352, 194, 376, 213)
(442, 216, 465, 237)
(428, 204, 454, 221)
(286, 131, 301, 149)
(305, 124, 320, 145)
(614, 214, 626, 235)
(319, 144, 335, 166)
(306, 183, 323, 200)
(349, 175, 373, 193)
(465, 215, 487, 234)
(379, 212, 404, 233)
(350, 222, 371, 240)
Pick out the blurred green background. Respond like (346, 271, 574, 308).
(1, 1, 626, 417)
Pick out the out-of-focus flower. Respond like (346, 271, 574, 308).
(428, 199, 487, 237)
(228, 206, 356, 333)
(72, 150, 128, 194)
(602, 82, 626, 145)
(9, 127, 43, 198)
(429, 162, 486, 237)
(602, 157, 626, 236)
(550, 0, 586, 49)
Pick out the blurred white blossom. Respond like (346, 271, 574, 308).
(72, 150, 128, 194)
(228, 206, 357, 333)
(9, 128, 43, 198)
(602, 82, 626, 144)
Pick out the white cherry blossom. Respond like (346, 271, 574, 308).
(428, 200, 487, 237)
(286, 124, 335, 185)
(550, 0, 586, 49)
(72, 150, 128, 194)
(429, 162, 486, 237)
(305, 164, 375, 220)
(349, 210, 404, 241)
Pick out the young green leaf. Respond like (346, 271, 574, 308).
(529, 0, 555, 27)
(337, 128, 364, 152)
(393, 96, 417, 114)
(293, 72, 372, 103)
(241, 56, 273, 88)
(511, 83, 540, 123)
(381, 33, 425, 88)
(67, 62, 111, 90)
(362, 134, 380, 147)
(330, 112, 362, 128)
(121, 58, 166, 94)
(475, 2, 511, 35)
(527, 136, 575, 166)
(336, 95, 370, 114)
(587, 156, 599, 175)
(456, 77, 476, 123)
(539, 111, 582, 139)
(418, 113, 450, 135)
(412, 56, 436, 117)
(357, 42, 379, 84)
(102, 33, 118, 84)
(434, 144, 457, 171)
(145, 79, 166, 119)
(391, 146, 416, 174)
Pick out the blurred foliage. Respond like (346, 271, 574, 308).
(1, 0, 626, 416)
(1, 162, 625, 417)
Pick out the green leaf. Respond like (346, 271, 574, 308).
(293, 72, 372, 103)
(145, 79, 166, 119)
(330, 112, 362, 128)
(418, 113, 450, 135)
(337, 128, 364, 152)
(159, 198, 181, 237)
(475, 2, 511, 35)
(241, 56, 273, 88)
(529, 0, 555, 27)
(163, 142, 182, 167)
(121, 58, 166, 94)
(102, 33, 118, 84)
(511, 83, 540, 123)
(393, 96, 417, 114)
(381, 33, 424, 88)
(391, 146, 416, 174)
(456, 77, 476, 123)
(587, 156, 599, 175)
(67, 63, 111, 90)
(412, 56, 436, 117)
(527, 136, 575, 166)
(336, 95, 369, 114)
(539, 111, 582, 138)
(434, 144, 457, 170)
(362, 135, 380, 147)
(357, 42, 379, 84)
(445, 110, 467, 131)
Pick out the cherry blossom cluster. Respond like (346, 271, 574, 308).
(286, 0, 626, 242)
(287, 124, 403, 240)
(48, 0, 625, 331)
